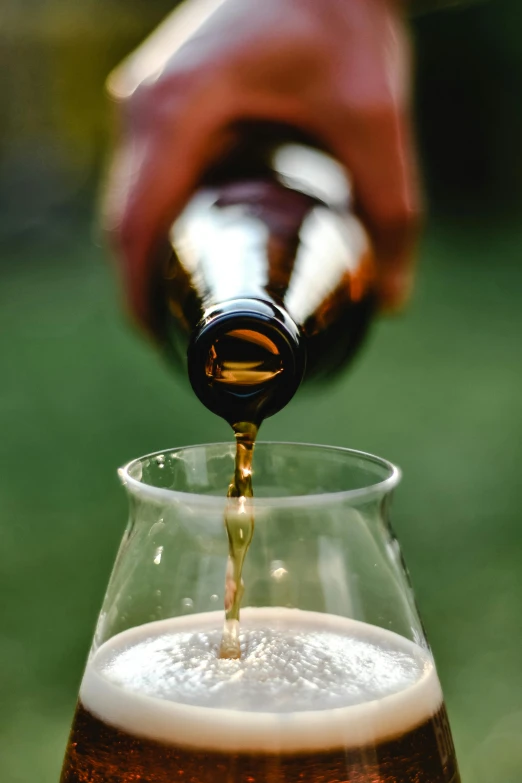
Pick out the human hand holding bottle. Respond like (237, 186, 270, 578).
(105, 0, 420, 333)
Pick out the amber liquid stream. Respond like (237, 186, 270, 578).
(205, 327, 286, 658)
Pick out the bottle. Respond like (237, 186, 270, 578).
(151, 124, 377, 427)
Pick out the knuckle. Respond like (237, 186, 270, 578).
(110, 212, 151, 328)
(114, 205, 142, 258)
(375, 202, 422, 241)
(123, 81, 164, 128)
(119, 66, 202, 130)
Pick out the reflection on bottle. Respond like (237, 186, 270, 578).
(153, 129, 376, 426)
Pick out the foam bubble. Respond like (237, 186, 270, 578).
(81, 608, 442, 753)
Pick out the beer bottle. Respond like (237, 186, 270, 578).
(152, 124, 376, 427)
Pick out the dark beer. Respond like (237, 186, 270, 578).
(61, 609, 460, 783)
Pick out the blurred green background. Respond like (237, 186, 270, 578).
(1, 1, 522, 781)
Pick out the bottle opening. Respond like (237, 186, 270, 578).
(188, 299, 306, 425)
(205, 330, 284, 387)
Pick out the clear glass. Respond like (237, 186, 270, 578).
(60, 443, 460, 783)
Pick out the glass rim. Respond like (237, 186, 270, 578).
(119, 442, 401, 508)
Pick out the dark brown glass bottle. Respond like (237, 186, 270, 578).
(153, 125, 376, 427)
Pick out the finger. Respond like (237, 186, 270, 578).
(106, 0, 229, 101)
(104, 83, 231, 332)
(323, 105, 421, 313)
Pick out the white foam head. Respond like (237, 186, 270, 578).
(81, 608, 442, 753)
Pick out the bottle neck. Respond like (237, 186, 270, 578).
(187, 298, 306, 426)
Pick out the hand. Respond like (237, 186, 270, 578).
(105, 0, 420, 332)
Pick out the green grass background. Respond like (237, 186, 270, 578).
(0, 220, 521, 782)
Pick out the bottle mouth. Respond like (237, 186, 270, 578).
(188, 299, 306, 426)
(205, 328, 284, 387)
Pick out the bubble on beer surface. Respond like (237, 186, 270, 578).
(81, 608, 442, 752)
(100, 620, 420, 712)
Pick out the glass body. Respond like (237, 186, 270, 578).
(60, 443, 460, 783)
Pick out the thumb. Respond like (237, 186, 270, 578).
(103, 81, 232, 331)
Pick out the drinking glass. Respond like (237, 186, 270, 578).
(60, 443, 460, 783)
